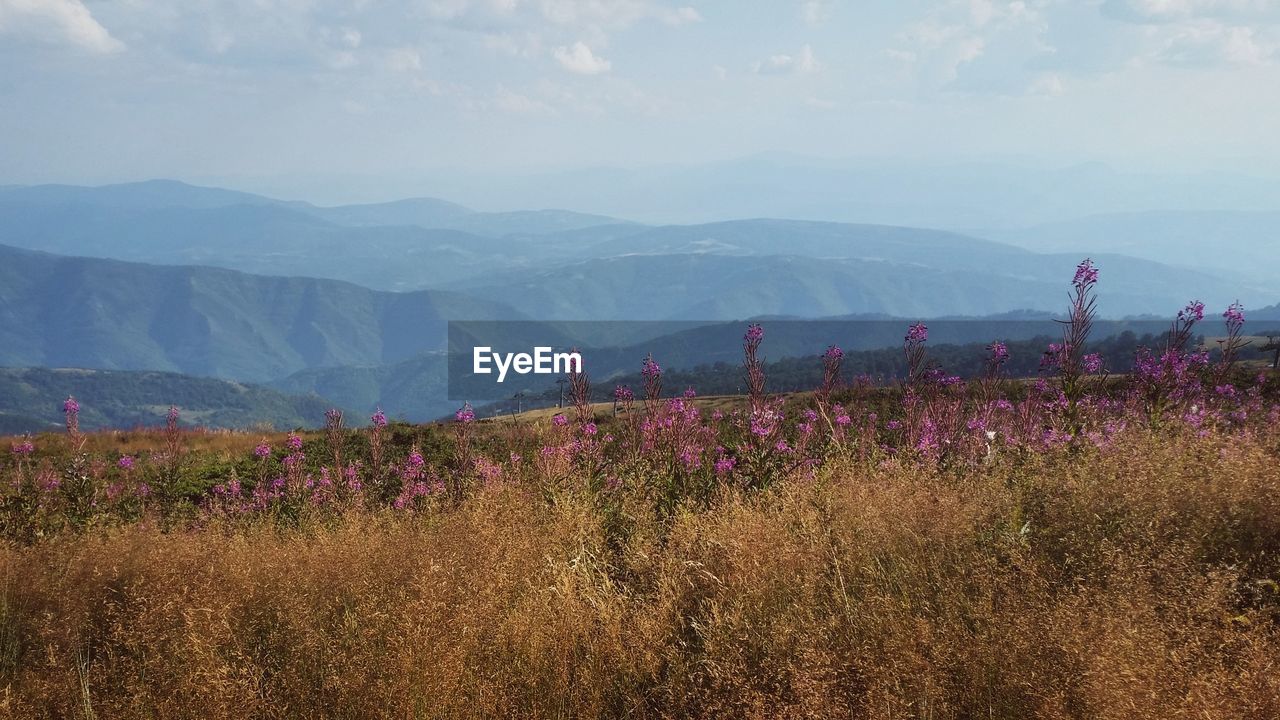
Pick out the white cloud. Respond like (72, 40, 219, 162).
(539, 1, 701, 28)
(891, 0, 1051, 90)
(553, 40, 612, 73)
(1104, 0, 1280, 23)
(385, 47, 423, 72)
(329, 51, 358, 69)
(1156, 19, 1279, 65)
(800, 1, 830, 26)
(492, 85, 556, 114)
(663, 6, 701, 25)
(751, 44, 821, 74)
(1028, 72, 1065, 95)
(0, 0, 125, 54)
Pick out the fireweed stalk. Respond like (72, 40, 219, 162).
(63, 396, 84, 453)
(901, 323, 929, 450)
(612, 385, 634, 417)
(1047, 258, 1100, 432)
(815, 344, 845, 439)
(324, 408, 344, 469)
(1135, 300, 1208, 424)
(818, 345, 843, 405)
(254, 439, 272, 487)
(1217, 302, 1247, 380)
(904, 323, 929, 387)
(743, 323, 767, 416)
(451, 402, 476, 501)
(164, 406, 182, 467)
(369, 408, 387, 486)
(568, 351, 592, 425)
(641, 354, 663, 415)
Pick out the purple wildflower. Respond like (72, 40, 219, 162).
(286, 433, 303, 451)
(254, 442, 271, 459)
(641, 355, 662, 380)
(117, 456, 135, 470)
(1223, 301, 1245, 329)
(455, 402, 476, 424)
(906, 323, 928, 344)
(1073, 258, 1098, 289)
(988, 341, 1009, 365)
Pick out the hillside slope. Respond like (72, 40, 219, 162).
(0, 244, 521, 381)
(0, 367, 335, 432)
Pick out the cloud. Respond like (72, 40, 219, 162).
(553, 40, 612, 73)
(1027, 72, 1065, 95)
(751, 44, 821, 74)
(1156, 19, 1278, 65)
(385, 47, 423, 72)
(662, 6, 702, 25)
(800, 1, 831, 26)
(891, 0, 1053, 91)
(492, 85, 556, 114)
(0, 0, 125, 54)
(539, 1, 701, 28)
(1103, 0, 1280, 23)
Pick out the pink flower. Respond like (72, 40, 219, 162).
(455, 403, 476, 423)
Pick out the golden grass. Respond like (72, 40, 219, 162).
(2, 429, 1279, 718)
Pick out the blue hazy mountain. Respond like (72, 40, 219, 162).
(0, 243, 521, 382)
(0, 367, 338, 433)
(983, 210, 1280, 284)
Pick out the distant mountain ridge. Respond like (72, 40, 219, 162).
(2, 180, 1266, 315)
(0, 180, 632, 237)
(0, 243, 521, 382)
(986, 210, 1280, 284)
(0, 367, 336, 433)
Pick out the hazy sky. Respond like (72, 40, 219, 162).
(4, 0, 1280, 197)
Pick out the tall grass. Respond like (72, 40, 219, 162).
(1, 428, 1278, 718)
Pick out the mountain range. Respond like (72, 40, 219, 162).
(0, 243, 518, 382)
(0, 367, 334, 434)
(1, 179, 1276, 427)
(1, 181, 1268, 314)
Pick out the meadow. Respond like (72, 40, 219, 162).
(2, 260, 1279, 718)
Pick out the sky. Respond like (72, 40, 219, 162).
(3, 0, 1280, 203)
